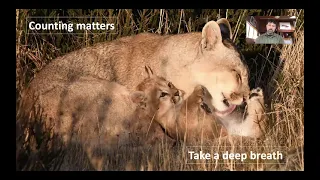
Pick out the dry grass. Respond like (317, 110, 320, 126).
(16, 9, 304, 171)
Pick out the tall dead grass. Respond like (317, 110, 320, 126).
(16, 9, 304, 171)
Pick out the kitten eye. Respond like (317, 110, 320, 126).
(160, 92, 168, 98)
(174, 90, 180, 96)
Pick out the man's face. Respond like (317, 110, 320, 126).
(266, 22, 276, 33)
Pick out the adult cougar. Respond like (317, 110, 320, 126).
(21, 18, 251, 137)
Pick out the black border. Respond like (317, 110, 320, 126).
(14, 0, 306, 9)
(12, 4, 311, 177)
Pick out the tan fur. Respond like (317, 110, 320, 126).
(18, 19, 268, 159)
(219, 87, 267, 138)
(173, 85, 228, 145)
(155, 86, 267, 146)
(30, 66, 185, 171)
(21, 18, 250, 126)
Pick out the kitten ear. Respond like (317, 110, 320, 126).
(130, 91, 146, 104)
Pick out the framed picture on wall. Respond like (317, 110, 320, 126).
(279, 22, 291, 30)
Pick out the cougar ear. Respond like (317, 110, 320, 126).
(145, 65, 155, 78)
(216, 18, 233, 40)
(201, 21, 222, 50)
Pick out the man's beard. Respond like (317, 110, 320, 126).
(266, 29, 274, 35)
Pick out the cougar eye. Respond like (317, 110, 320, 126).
(232, 69, 241, 83)
(160, 92, 168, 98)
(223, 99, 230, 106)
(236, 72, 241, 83)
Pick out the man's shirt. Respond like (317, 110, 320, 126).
(255, 32, 284, 44)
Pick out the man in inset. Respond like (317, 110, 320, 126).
(255, 19, 284, 44)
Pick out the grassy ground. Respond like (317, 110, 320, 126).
(16, 9, 304, 171)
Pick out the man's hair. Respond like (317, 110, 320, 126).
(267, 19, 277, 26)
